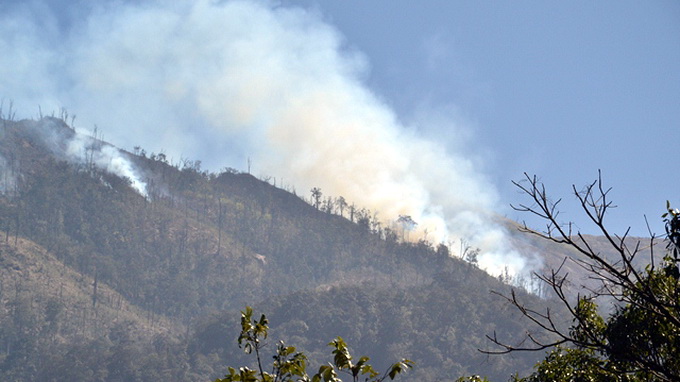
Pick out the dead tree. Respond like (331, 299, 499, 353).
(483, 171, 680, 381)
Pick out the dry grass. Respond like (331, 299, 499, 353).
(0, 236, 181, 342)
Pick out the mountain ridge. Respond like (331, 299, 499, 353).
(0, 116, 656, 381)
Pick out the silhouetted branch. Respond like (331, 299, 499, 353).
(487, 172, 680, 378)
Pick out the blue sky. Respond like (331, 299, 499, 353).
(286, 0, 680, 236)
(1, 0, 678, 241)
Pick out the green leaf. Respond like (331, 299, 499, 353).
(360, 364, 378, 378)
(388, 360, 414, 380)
(283, 346, 296, 356)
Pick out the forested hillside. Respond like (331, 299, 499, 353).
(0, 116, 619, 381)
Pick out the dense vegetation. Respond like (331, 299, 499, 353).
(3, 116, 668, 381)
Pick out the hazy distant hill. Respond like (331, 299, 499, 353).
(0, 116, 655, 381)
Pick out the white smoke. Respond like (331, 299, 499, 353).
(98, 145, 147, 196)
(28, 118, 149, 197)
(65, 130, 148, 197)
(0, 0, 534, 278)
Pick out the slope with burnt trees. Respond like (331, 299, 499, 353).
(0, 116, 576, 381)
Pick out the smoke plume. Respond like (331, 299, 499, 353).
(24, 118, 148, 197)
(65, 129, 148, 197)
(0, 0, 536, 278)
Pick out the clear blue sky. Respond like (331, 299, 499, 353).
(286, 0, 680, 236)
(2, 0, 679, 238)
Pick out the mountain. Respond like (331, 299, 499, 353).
(0, 116, 651, 381)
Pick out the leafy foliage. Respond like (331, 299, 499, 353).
(215, 307, 413, 382)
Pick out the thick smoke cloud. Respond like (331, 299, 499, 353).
(0, 0, 536, 277)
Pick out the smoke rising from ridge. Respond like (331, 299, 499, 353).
(65, 130, 148, 197)
(0, 0, 536, 278)
(24, 118, 148, 196)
